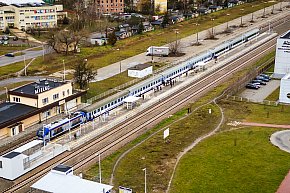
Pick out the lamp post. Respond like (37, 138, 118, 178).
(268, 20, 271, 33)
(279, 2, 282, 11)
(175, 30, 179, 48)
(226, 14, 230, 30)
(211, 18, 215, 37)
(63, 59, 65, 81)
(263, 7, 266, 17)
(24, 55, 27, 76)
(4, 87, 8, 101)
(117, 48, 121, 73)
(97, 153, 102, 183)
(240, 9, 244, 26)
(142, 168, 147, 193)
(194, 23, 200, 44)
(271, 5, 274, 14)
(151, 46, 154, 63)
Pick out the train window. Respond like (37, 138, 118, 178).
(105, 104, 108, 108)
(101, 107, 103, 110)
(0, 161, 2, 168)
(115, 101, 117, 104)
(111, 102, 114, 105)
(108, 104, 110, 107)
(98, 109, 100, 112)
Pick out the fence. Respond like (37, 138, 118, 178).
(226, 95, 279, 106)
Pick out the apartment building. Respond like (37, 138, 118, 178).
(86, 0, 124, 14)
(0, 79, 86, 138)
(0, 0, 67, 31)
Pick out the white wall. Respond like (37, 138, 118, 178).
(279, 75, 290, 103)
(274, 38, 290, 76)
(128, 66, 153, 78)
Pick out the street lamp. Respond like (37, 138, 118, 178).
(96, 153, 102, 183)
(63, 59, 65, 81)
(240, 9, 244, 26)
(268, 20, 271, 33)
(271, 4, 274, 14)
(226, 14, 230, 30)
(116, 48, 121, 73)
(4, 87, 8, 101)
(142, 168, 147, 193)
(211, 18, 215, 37)
(194, 23, 200, 44)
(263, 7, 266, 18)
(175, 30, 179, 47)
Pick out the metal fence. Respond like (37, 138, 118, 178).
(226, 95, 279, 106)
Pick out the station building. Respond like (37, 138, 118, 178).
(31, 165, 113, 193)
(273, 30, 290, 78)
(0, 0, 67, 31)
(0, 79, 86, 138)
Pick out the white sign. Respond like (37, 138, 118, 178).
(209, 109, 212, 114)
(119, 186, 132, 193)
(164, 128, 169, 139)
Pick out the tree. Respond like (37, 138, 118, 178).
(138, 22, 144, 34)
(161, 12, 169, 28)
(169, 39, 181, 55)
(63, 16, 70, 25)
(73, 60, 97, 89)
(58, 31, 74, 55)
(4, 27, 10, 34)
(108, 31, 117, 46)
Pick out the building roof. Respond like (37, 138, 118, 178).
(14, 140, 43, 153)
(52, 165, 72, 173)
(10, 79, 67, 96)
(0, 0, 44, 5)
(3, 151, 21, 159)
(0, 102, 37, 126)
(31, 170, 113, 193)
(128, 63, 152, 71)
(280, 30, 290, 39)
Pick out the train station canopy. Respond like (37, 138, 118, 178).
(31, 171, 113, 193)
(123, 96, 140, 103)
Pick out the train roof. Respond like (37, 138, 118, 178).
(243, 28, 259, 37)
(128, 75, 162, 92)
(83, 90, 129, 112)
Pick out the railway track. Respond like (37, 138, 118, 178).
(3, 13, 290, 193)
(5, 30, 279, 193)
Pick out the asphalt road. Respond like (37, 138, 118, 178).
(0, 48, 48, 67)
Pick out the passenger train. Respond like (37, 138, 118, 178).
(37, 28, 259, 140)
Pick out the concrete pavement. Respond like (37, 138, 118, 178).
(271, 130, 290, 154)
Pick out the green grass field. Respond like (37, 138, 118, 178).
(170, 127, 290, 193)
(265, 87, 280, 101)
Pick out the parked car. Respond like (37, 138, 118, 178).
(2, 36, 9, 41)
(252, 79, 267, 85)
(246, 83, 259, 89)
(251, 82, 261, 87)
(260, 74, 271, 80)
(5, 53, 14, 57)
(256, 76, 269, 82)
(13, 36, 18, 41)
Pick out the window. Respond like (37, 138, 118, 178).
(53, 93, 59, 100)
(43, 110, 50, 118)
(67, 89, 70, 95)
(13, 97, 20, 103)
(0, 161, 2, 168)
(63, 91, 65, 97)
(42, 97, 49, 105)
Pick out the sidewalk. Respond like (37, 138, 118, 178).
(10, 28, 43, 44)
(91, 2, 289, 82)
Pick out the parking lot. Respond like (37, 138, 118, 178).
(240, 79, 280, 102)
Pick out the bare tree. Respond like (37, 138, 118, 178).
(46, 29, 59, 53)
(169, 39, 182, 55)
(58, 31, 74, 55)
(72, 30, 89, 53)
(73, 60, 97, 89)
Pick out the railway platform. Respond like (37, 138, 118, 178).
(52, 30, 277, 150)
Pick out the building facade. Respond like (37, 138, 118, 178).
(0, 1, 66, 31)
(86, 0, 124, 14)
(0, 79, 85, 138)
(273, 30, 290, 78)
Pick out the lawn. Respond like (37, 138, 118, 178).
(0, 1, 276, 78)
(265, 87, 280, 101)
(170, 127, 290, 193)
(85, 103, 222, 192)
(0, 45, 30, 56)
